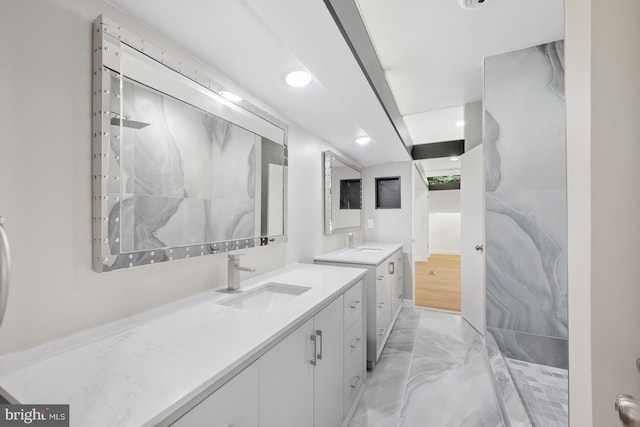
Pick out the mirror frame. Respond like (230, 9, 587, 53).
(323, 150, 362, 235)
(92, 15, 288, 272)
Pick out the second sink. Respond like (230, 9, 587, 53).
(219, 283, 310, 313)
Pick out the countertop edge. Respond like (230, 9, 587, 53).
(313, 243, 403, 266)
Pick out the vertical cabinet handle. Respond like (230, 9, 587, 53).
(316, 330, 323, 360)
(0, 217, 10, 329)
(310, 334, 317, 366)
(388, 261, 395, 275)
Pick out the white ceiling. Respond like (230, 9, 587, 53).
(104, 0, 564, 166)
(355, 0, 565, 115)
(105, 0, 411, 167)
(404, 106, 465, 144)
(419, 157, 461, 177)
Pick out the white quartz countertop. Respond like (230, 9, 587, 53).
(0, 263, 366, 427)
(313, 243, 403, 266)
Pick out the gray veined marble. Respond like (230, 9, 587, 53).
(400, 311, 503, 427)
(484, 40, 568, 366)
(486, 331, 532, 427)
(350, 309, 504, 427)
(109, 76, 260, 254)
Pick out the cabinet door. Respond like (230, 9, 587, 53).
(260, 318, 315, 427)
(314, 296, 344, 427)
(172, 362, 259, 427)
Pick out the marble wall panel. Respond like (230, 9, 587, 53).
(484, 41, 567, 365)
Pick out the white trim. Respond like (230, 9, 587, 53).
(429, 250, 461, 255)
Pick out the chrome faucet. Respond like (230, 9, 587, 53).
(347, 232, 354, 249)
(227, 253, 256, 291)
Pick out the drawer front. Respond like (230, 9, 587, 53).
(392, 274, 403, 314)
(343, 280, 363, 332)
(376, 306, 392, 352)
(376, 282, 391, 323)
(343, 343, 364, 416)
(344, 316, 364, 369)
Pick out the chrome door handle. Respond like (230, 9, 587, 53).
(310, 333, 318, 366)
(616, 394, 640, 426)
(316, 330, 323, 361)
(0, 217, 10, 329)
(475, 244, 484, 252)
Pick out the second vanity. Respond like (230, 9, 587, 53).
(314, 243, 403, 369)
(0, 264, 366, 427)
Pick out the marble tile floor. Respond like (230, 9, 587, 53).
(486, 332, 531, 427)
(506, 359, 568, 427)
(349, 308, 504, 427)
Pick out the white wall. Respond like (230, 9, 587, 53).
(363, 162, 414, 298)
(412, 166, 429, 262)
(464, 101, 483, 151)
(0, 0, 358, 354)
(565, 0, 592, 424)
(429, 214, 461, 255)
(567, 0, 640, 425)
(428, 190, 461, 255)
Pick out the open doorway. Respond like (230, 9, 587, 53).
(413, 157, 462, 312)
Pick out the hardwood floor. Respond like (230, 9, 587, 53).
(415, 254, 461, 312)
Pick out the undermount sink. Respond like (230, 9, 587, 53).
(356, 247, 382, 253)
(219, 283, 310, 313)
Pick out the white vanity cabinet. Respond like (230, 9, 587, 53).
(169, 280, 364, 427)
(342, 280, 365, 419)
(171, 362, 259, 427)
(314, 244, 403, 369)
(260, 296, 344, 427)
(260, 279, 365, 427)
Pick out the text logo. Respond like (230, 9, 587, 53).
(0, 405, 69, 426)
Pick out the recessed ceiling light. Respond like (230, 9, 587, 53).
(449, 157, 459, 162)
(455, 121, 465, 127)
(355, 136, 371, 145)
(285, 70, 312, 88)
(220, 91, 242, 103)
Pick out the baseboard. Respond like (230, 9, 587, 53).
(430, 250, 461, 255)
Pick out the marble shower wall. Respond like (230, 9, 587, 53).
(484, 41, 568, 369)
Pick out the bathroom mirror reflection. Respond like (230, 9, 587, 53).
(93, 17, 288, 272)
(323, 151, 362, 235)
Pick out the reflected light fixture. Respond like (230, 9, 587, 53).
(449, 157, 459, 162)
(220, 91, 242, 103)
(285, 70, 312, 87)
(355, 136, 371, 145)
(455, 120, 465, 127)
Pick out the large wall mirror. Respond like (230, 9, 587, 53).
(92, 16, 287, 272)
(323, 151, 362, 235)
